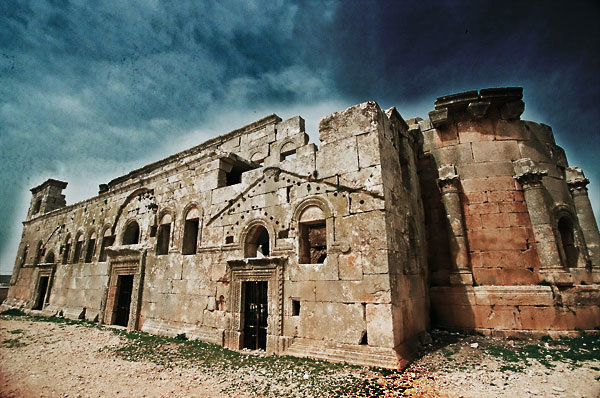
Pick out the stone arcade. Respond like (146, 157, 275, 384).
(4, 87, 600, 368)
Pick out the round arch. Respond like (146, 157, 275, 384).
(239, 218, 275, 258)
(122, 219, 140, 245)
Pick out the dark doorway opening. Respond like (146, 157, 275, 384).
(243, 281, 268, 350)
(114, 274, 134, 327)
(33, 276, 49, 310)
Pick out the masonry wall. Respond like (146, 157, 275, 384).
(5, 102, 429, 368)
(417, 88, 600, 336)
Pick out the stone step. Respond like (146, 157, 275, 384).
(284, 341, 400, 369)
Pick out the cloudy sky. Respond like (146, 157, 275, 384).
(1, 0, 599, 273)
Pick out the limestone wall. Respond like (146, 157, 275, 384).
(6, 102, 429, 367)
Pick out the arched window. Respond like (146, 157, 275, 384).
(45, 251, 55, 264)
(182, 207, 200, 255)
(85, 231, 97, 263)
(558, 216, 578, 268)
(280, 141, 297, 162)
(122, 221, 140, 245)
(156, 213, 172, 255)
(298, 205, 327, 264)
(20, 245, 29, 267)
(244, 224, 270, 258)
(34, 241, 44, 265)
(72, 233, 84, 264)
(99, 228, 115, 262)
(61, 235, 71, 265)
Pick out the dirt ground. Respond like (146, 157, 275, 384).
(0, 315, 599, 397)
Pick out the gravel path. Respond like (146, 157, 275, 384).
(1, 315, 599, 397)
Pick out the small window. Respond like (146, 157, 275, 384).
(156, 214, 172, 255)
(85, 232, 97, 263)
(33, 198, 42, 214)
(280, 142, 297, 162)
(122, 221, 140, 245)
(99, 229, 115, 262)
(182, 208, 200, 255)
(225, 235, 234, 244)
(558, 216, 578, 268)
(225, 166, 243, 186)
(34, 241, 44, 265)
(292, 299, 300, 316)
(244, 225, 270, 258)
(20, 245, 29, 267)
(45, 251, 55, 264)
(72, 234, 84, 264)
(61, 236, 71, 265)
(299, 221, 327, 264)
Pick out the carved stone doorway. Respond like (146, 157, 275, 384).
(243, 281, 268, 350)
(33, 275, 49, 310)
(102, 250, 146, 331)
(225, 257, 285, 354)
(114, 274, 134, 327)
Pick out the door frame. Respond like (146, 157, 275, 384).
(102, 250, 146, 331)
(225, 256, 285, 354)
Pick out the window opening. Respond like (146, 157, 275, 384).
(182, 207, 200, 255)
(156, 224, 171, 255)
(20, 245, 29, 267)
(122, 221, 140, 245)
(33, 198, 42, 214)
(34, 241, 44, 265)
(244, 225, 270, 258)
(85, 233, 96, 263)
(45, 251, 55, 264)
(62, 237, 71, 265)
(558, 217, 578, 268)
(72, 234, 84, 264)
(292, 299, 301, 316)
(299, 222, 327, 264)
(99, 229, 115, 262)
(225, 165, 244, 186)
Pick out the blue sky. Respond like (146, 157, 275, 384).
(1, 0, 599, 273)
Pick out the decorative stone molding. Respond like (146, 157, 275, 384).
(467, 101, 491, 118)
(566, 166, 590, 195)
(513, 158, 548, 189)
(225, 256, 286, 354)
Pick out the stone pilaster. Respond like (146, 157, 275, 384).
(437, 165, 472, 285)
(513, 159, 567, 283)
(567, 167, 600, 281)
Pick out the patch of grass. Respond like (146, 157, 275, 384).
(1, 338, 26, 348)
(0, 309, 27, 317)
(485, 334, 600, 370)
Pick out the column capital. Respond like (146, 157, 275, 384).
(566, 166, 590, 195)
(437, 164, 460, 192)
(513, 158, 548, 188)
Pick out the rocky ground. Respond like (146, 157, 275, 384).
(0, 311, 599, 397)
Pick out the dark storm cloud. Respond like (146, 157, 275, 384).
(1, 0, 598, 271)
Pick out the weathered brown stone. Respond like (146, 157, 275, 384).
(6, 88, 599, 371)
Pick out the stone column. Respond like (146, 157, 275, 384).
(437, 165, 472, 285)
(567, 167, 600, 279)
(513, 159, 566, 282)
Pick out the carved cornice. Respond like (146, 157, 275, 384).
(513, 158, 548, 189)
(566, 166, 590, 195)
(437, 164, 460, 193)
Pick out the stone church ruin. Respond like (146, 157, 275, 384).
(4, 87, 599, 368)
